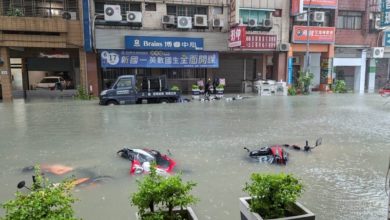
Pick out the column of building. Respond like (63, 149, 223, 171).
(0, 47, 13, 102)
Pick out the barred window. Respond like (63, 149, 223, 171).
(337, 11, 362, 30)
(167, 5, 207, 17)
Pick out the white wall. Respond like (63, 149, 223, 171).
(303, 53, 321, 87)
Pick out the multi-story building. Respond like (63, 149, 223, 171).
(0, 0, 88, 101)
(288, 0, 337, 91)
(90, 0, 290, 94)
(334, 0, 387, 93)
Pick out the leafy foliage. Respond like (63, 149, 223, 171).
(297, 71, 314, 95)
(191, 85, 199, 90)
(131, 165, 198, 220)
(171, 86, 180, 91)
(7, 8, 24, 16)
(333, 80, 347, 93)
(288, 86, 297, 96)
(243, 173, 303, 219)
(1, 166, 79, 220)
(216, 84, 224, 89)
(74, 86, 92, 100)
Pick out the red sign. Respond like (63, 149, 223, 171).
(229, 26, 246, 48)
(292, 26, 335, 44)
(242, 35, 277, 49)
(304, 0, 337, 8)
(291, 0, 303, 15)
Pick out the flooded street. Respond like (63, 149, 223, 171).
(0, 94, 389, 220)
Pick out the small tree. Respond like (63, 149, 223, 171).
(297, 71, 314, 95)
(243, 173, 303, 219)
(1, 166, 79, 220)
(131, 165, 198, 220)
(333, 80, 347, 93)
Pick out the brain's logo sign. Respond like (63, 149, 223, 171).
(297, 29, 304, 37)
(101, 51, 120, 65)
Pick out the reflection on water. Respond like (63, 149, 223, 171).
(0, 95, 389, 220)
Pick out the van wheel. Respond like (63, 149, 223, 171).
(106, 100, 118, 106)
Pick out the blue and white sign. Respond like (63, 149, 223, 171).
(382, 0, 390, 27)
(384, 31, 390, 47)
(125, 36, 204, 51)
(101, 50, 218, 68)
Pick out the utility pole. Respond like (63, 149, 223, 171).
(305, 0, 312, 73)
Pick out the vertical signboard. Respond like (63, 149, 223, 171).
(229, 0, 240, 25)
(291, 0, 304, 16)
(229, 26, 246, 48)
(382, 0, 390, 27)
(82, 0, 92, 52)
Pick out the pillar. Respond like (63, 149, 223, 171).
(79, 48, 87, 91)
(354, 50, 367, 94)
(0, 47, 13, 102)
(368, 58, 376, 93)
(273, 52, 287, 82)
(86, 53, 99, 96)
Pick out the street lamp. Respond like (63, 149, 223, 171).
(305, 0, 313, 73)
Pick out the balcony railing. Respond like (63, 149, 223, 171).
(0, 0, 79, 19)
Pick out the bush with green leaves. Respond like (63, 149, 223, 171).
(333, 80, 347, 93)
(131, 165, 198, 220)
(297, 71, 314, 95)
(243, 173, 303, 219)
(74, 86, 92, 100)
(288, 86, 297, 96)
(1, 166, 79, 220)
(191, 85, 199, 90)
(216, 84, 224, 89)
(171, 85, 180, 91)
(7, 8, 24, 16)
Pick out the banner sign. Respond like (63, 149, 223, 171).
(382, 0, 390, 27)
(291, 0, 304, 16)
(229, 0, 240, 25)
(82, 0, 92, 52)
(242, 34, 277, 49)
(100, 50, 219, 68)
(292, 26, 335, 44)
(229, 26, 246, 48)
(125, 36, 204, 51)
(304, 0, 337, 8)
(384, 31, 390, 46)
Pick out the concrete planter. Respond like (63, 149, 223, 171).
(239, 197, 315, 220)
(216, 88, 224, 98)
(136, 207, 198, 220)
(192, 89, 200, 99)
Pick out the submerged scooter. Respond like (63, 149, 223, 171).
(244, 145, 288, 165)
(282, 138, 322, 152)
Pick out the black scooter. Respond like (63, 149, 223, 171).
(282, 138, 322, 152)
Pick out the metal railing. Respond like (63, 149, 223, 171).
(0, 0, 78, 19)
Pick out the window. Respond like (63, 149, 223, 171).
(163, 69, 206, 79)
(166, 5, 207, 17)
(337, 11, 362, 30)
(116, 78, 133, 88)
(239, 9, 270, 24)
(212, 6, 223, 15)
(145, 3, 156, 11)
(130, 3, 141, 12)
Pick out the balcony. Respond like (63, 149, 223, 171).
(0, 16, 68, 33)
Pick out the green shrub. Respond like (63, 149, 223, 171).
(74, 86, 92, 100)
(288, 86, 297, 96)
(216, 84, 224, 89)
(7, 8, 24, 16)
(243, 173, 303, 219)
(191, 85, 199, 90)
(297, 71, 314, 95)
(1, 166, 79, 220)
(171, 85, 180, 91)
(131, 165, 198, 220)
(333, 80, 347, 93)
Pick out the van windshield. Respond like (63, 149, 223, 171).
(40, 78, 59, 83)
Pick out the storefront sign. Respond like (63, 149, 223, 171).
(292, 26, 335, 44)
(242, 34, 277, 49)
(100, 50, 219, 68)
(229, 26, 246, 48)
(384, 31, 390, 46)
(291, 0, 304, 16)
(382, 0, 390, 27)
(125, 36, 204, 51)
(82, 0, 92, 52)
(304, 0, 337, 8)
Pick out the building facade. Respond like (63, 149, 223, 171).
(334, 0, 387, 93)
(0, 0, 88, 101)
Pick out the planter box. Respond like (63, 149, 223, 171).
(239, 197, 315, 220)
(136, 207, 198, 220)
(216, 88, 224, 98)
(192, 89, 200, 100)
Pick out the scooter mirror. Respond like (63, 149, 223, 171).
(17, 181, 26, 189)
(315, 138, 322, 147)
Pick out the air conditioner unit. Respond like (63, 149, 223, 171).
(371, 47, 384, 58)
(62, 11, 76, 20)
(248, 18, 258, 27)
(279, 43, 290, 52)
(104, 5, 122, 21)
(263, 19, 273, 28)
(127, 11, 142, 23)
(313, 11, 325, 23)
(212, 18, 224, 27)
(295, 11, 307, 22)
(194, 14, 207, 27)
(162, 15, 175, 25)
(177, 16, 192, 29)
(375, 18, 385, 30)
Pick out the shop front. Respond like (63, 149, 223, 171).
(289, 26, 335, 91)
(98, 36, 219, 93)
